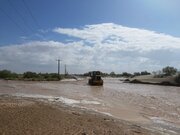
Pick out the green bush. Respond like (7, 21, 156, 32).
(141, 71, 151, 75)
(0, 70, 11, 78)
(0, 70, 18, 79)
(175, 73, 180, 84)
(162, 66, 177, 76)
(23, 71, 38, 78)
(122, 72, 132, 78)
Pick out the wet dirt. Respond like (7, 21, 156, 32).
(0, 78, 180, 134)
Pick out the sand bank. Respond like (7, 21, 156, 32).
(0, 95, 160, 135)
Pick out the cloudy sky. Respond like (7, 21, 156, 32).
(0, 0, 180, 73)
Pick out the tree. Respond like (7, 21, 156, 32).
(121, 72, 132, 77)
(133, 72, 141, 76)
(101, 72, 109, 77)
(0, 70, 18, 79)
(0, 70, 11, 79)
(175, 73, 180, 84)
(162, 66, 177, 76)
(110, 71, 116, 77)
(83, 72, 89, 76)
(23, 71, 38, 78)
(140, 71, 151, 75)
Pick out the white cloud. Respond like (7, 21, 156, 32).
(0, 41, 100, 73)
(54, 23, 180, 52)
(1, 23, 180, 73)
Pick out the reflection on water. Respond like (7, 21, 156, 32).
(0, 78, 180, 134)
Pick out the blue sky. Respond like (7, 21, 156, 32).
(0, 0, 180, 73)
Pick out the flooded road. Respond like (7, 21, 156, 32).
(0, 78, 180, 134)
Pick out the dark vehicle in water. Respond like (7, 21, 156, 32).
(88, 71, 103, 86)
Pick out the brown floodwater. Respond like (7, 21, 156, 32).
(0, 78, 180, 134)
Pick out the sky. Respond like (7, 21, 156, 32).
(0, 0, 180, 73)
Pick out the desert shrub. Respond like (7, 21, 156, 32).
(23, 71, 38, 78)
(140, 71, 151, 75)
(0, 70, 11, 78)
(120, 72, 133, 78)
(175, 73, 180, 84)
(133, 72, 141, 77)
(0, 70, 18, 79)
(162, 66, 177, 76)
(110, 71, 116, 77)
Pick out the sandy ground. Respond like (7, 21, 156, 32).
(0, 95, 160, 135)
(129, 75, 178, 86)
(0, 79, 180, 134)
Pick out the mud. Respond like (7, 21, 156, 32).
(0, 96, 161, 135)
(0, 78, 180, 134)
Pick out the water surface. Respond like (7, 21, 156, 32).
(0, 78, 180, 134)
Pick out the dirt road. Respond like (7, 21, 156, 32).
(0, 95, 160, 135)
(0, 78, 180, 134)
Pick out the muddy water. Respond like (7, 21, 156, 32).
(0, 78, 180, 134)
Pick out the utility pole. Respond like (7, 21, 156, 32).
(56, 59, 61, 80)
(65, 64, 67, 76)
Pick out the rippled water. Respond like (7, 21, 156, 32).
(0, 78, 180, 134)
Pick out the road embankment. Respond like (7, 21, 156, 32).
(125, 75, 180, 86)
